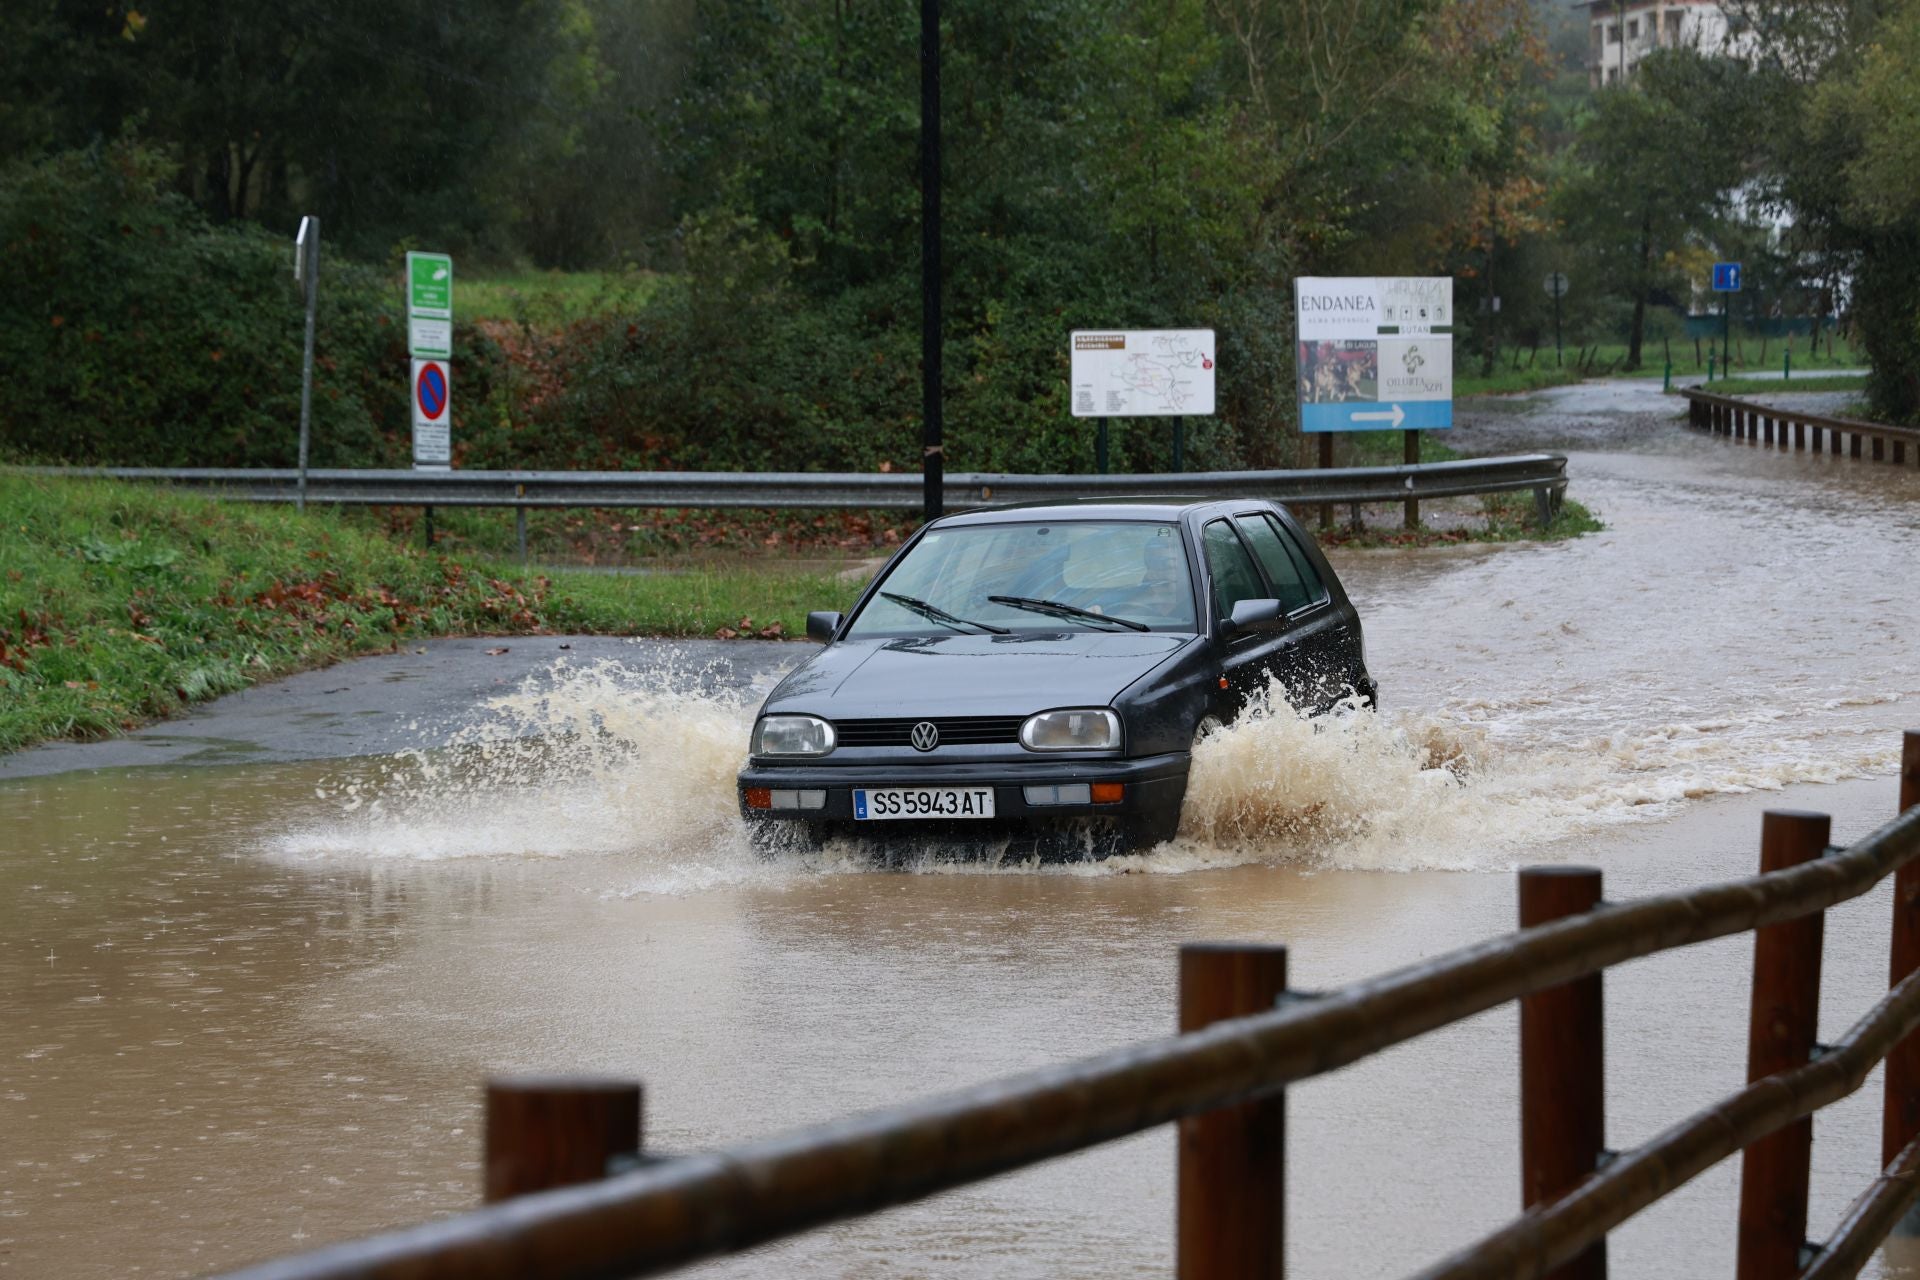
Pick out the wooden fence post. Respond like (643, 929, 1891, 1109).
(1885, 733, 1920, 1174)
(485, 1077, 643, 1203)
(1738, 810, 1832, 1280)
(1179, 942, 1288, 1280)
(1519, 866, 1607, 1280)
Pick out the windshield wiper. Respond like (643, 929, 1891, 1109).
(880, 591, 1010, 635)
(986, 595, 1150, 632)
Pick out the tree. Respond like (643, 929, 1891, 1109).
(1555, 51, 1753, 369)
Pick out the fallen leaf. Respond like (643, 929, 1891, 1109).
(485, 647, 510, 656)
(557, 643, 572, 650)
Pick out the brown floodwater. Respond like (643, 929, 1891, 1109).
(7, 382, 1920, 1278)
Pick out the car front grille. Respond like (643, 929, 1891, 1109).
(832, 715, 1025, 748)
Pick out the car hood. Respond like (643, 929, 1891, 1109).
(762, 631, 1196, 719)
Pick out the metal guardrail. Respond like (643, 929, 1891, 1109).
(1683, 388, 1920, 463)
(218, 735, 1920, 1280)
(13, 454, 1569, 515)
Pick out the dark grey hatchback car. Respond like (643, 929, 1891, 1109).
(737, 497, 1374, 856)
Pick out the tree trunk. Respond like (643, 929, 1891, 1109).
(1482, 188, 1498, 378)
(1626, 208, 1653, 371)
(206, 147, 233, 223)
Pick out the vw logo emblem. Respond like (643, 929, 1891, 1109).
(910, 721, 940, 752)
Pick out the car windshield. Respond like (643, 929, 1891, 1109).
(846, 521, 1196, 636)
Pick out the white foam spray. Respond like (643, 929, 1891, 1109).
(273, 658, 1899, 891)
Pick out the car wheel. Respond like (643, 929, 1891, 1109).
(1119, 808, 1182, 855)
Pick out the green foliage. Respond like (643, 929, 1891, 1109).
(1553, 52, 1753, 369)
(0, 474, 521, 750)
(0, 143, 412, 466)
(3, 3, 1559, 472)
(0, 472, 855, 753)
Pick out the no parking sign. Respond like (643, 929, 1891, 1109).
(411, 358, 450, 468)
(406, 251, 453, 470)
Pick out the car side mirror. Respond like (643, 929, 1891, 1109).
(1225, 598, 1284, 635)
(805, 611, 843, 644)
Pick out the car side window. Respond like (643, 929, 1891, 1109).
(1202, 520, 1266, 622)
(1236, 514, 1326, 612)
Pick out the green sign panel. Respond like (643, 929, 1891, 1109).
(406, 251, 452, 318)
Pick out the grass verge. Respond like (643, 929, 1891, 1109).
(0, 475, 855, 754)
(1696, 374, 1869, 396)
(460, 269, 665, 325)
(1455, 365, 1587, 397)
(1316, 496, 1604, 550)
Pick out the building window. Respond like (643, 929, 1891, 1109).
(1666, 10, 1683, 35)
(1607, 23, 1620, 43)
(1626, 18, 1639, 38)
(1606, 66, 1619, 83)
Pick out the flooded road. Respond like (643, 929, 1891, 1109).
(7, 380, 1920, 1278)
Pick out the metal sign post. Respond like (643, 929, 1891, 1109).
(406, 251, 453, 549)
(1543, 272, 1569, 367)
(1712, 261, 1742, 374)
(293, 217, 319, 512)
(919, 0, 943, 525)
(406, 251, 454, 478)
(1069, 330, 1216, 478)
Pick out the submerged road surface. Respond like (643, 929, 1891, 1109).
(5, 380, 1920, 1278)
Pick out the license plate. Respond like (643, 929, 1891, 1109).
(853, 787, 996, 820)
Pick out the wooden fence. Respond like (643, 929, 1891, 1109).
(219, 732, 1920, 1280)
(1684, 389, 1920, 465)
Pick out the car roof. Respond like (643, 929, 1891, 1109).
(934, 497, 1255, 527)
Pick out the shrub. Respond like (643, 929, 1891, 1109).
(0, 142, 412, 467)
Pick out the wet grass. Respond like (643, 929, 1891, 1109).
(1455, 365, 1587, 397)
(1316, 496, 1604, 550)
(1696, 374, 1869, 396)
(0, 476, 850, 754)
(460, 269, 666, 326)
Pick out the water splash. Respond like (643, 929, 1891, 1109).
(273, 658, 1898, 890)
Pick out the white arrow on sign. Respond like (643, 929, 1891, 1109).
(1350, 404, 1407, 428)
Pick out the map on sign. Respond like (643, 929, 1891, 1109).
(1070, 330, 1216, 417)
(1294, 277, 1453, 433)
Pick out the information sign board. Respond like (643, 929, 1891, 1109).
(411, 358, 451, 468)
(407, 252, 453, 318)
(408, 316, 452, 360)
(1294, 277, 1453, 432)
(1069, 330, 1215, 417)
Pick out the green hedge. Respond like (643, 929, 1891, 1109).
(0, 143, 416, 467)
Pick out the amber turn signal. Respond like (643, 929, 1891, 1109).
(1090, 782, 1125, 804)
(743, 788, 773, 810)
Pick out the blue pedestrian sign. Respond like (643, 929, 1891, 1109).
(1712, 262, 1743, 292)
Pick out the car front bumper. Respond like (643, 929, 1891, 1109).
(737, 752, 1189, 824)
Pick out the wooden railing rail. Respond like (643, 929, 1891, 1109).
(1682, 388, 1920, 464)
(217, 732, 1920, 1280)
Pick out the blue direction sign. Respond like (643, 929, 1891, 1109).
(1712, 262, 1743, 292)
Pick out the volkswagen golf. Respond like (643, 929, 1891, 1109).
(737, 497, 1374, 857)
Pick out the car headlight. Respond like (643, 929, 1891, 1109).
(1020, 708, 1121, 752)
(752, 715, 836, 757)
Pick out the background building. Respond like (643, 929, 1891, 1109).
(1585, 0, 1747, 86)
